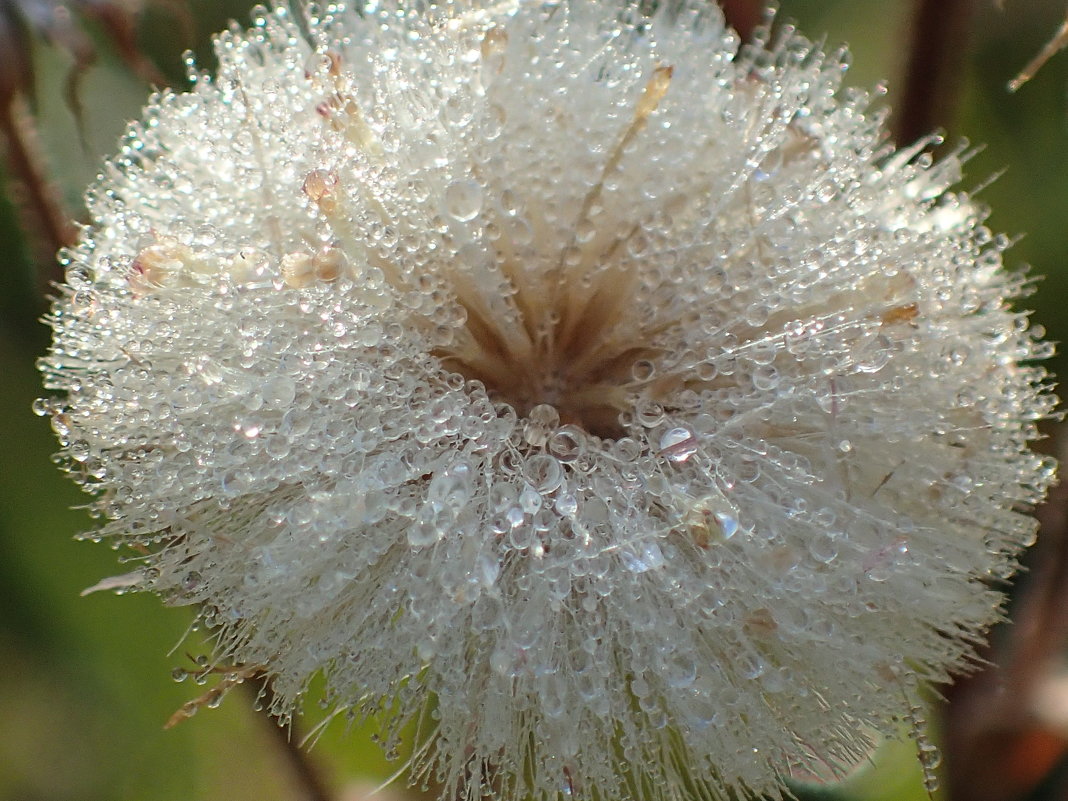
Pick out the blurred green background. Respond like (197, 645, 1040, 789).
(2, 1, 1067, 799)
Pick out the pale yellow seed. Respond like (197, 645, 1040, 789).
(281, 252, 317, 288)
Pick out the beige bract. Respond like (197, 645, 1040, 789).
(40, 1, 1056, 799)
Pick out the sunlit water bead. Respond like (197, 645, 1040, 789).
(443, 179, 484, 222)
(658, 426, 698, 462)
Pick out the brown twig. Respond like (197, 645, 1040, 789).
(718, 0, 762, 42)
(250, 679, 336, 801)
(893, 0, 976, 144)
(0, 94, 76, 288)
(1010, 12, 1068, 91)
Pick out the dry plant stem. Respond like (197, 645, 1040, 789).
(0, 94, 76, 288)
(718, 0, 762, 41)
(1010, 13, 1068, 91)
(58, 1, 179, 135)
(894, 0, 976, 145)
(1011, 477, 1068, 696)
(88, 4, 170, 88)
(248, 680, 335, 801)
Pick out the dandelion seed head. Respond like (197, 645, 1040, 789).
(40, 1, 1056, 799)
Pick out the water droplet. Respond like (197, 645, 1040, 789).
(477, 554, 499, 587)
(444, 180, 483, 222)
(548, 426, 585, 462)
(70, 441, 90, 462)
(302, 169, 338, 201)
(619, 541, 664, 573)
(524, 403, 559, 447)
(739, 651, 766, 680)
(480, 24, 508, 75)
(659, 427, 698, 462)
(715, 511, 740, 539)
(526, 454, 564, 494)
(182, 571, 203, 591)
(635, 400, 665, 428)
(407, 520, 443, 548)
(262, 376, 296, 407)
(631, 360, 656, 382)
(519, 487, 541, 514)
(228, 248, 271, 283)
(482, 102, 506, 139)
(71, 290, 94, 313)
(427, 460, 474, 506)
(661, 651, 697, 688)
(490, 646, 516, 677)
(555, 493, 578, 516)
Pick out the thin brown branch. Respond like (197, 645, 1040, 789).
(1010, 13, 1068, 91)
(250, 679, 335, 801)
(0, 94, 76, 289)
(893, 0, 976, 144)
(718, 0, 762, 42)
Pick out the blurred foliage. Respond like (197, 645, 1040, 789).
(1, 1, 1067, 800)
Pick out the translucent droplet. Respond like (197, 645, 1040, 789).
(490, 646, 516, 677)
(635, 400, 664, 428)
(71, 290, 93, 313)
(482, 103, 506, 139)
(548, 426, 585, 463)
(407, 520, 443, 548)
(427, 460, 474, 506)
(555, 493, 578, 516)
(524, 403, 559, 447)
(182, 571, 202, 591)
(477, 554, 500, 587)
(631, 360, 656, 382)
(480, 24, 508, 75)
(229, 247, 271, 283)
(302, 169, 338, 201)
(262, 376, 296, 407)
(739, 651, 766, 680)
(715, 512, 740, 539)
(526, 454, 564, 494)
(659, 427, 697, 462)
(519, 487, 542, 514)
(444, 180, 483, 222)
(751, 364, 779, 391)
(661, 651, 697, 688)
(619, 541, 664, 573)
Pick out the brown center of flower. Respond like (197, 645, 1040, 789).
(302, 61, 684, 441)
(430, 67, 682, 441)
(432, 304, 654, 440)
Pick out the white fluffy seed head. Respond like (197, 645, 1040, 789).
(40, 2, 1056, 799)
